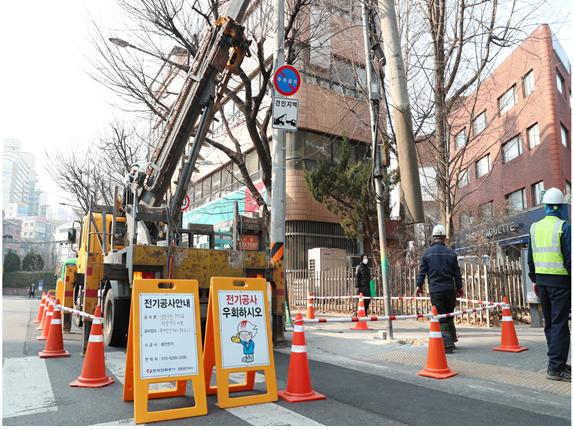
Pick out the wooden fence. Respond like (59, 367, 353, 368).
(286, 260, 528, 326)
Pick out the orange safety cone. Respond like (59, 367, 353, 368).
(39, 299, 70, 358)
(351, 293, 371, 330)
(70, 306, 114, 388)
(38, 294, 51, 331)
(418, 306, 458, 379)
(37, 301, 54, 341)
(34, 293, 46, 323)
(306, 292, 315, 319)
(493, 296, 528, 353)
(278, 313, 326, 403)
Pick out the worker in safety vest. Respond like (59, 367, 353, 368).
(416, 224, 464, 353)
(528, 187, 571, 382)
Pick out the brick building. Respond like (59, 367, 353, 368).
(419, 24, 571, 259)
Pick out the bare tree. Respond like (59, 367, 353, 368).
(396, 0, 547, 239)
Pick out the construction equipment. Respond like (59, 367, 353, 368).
(67, 0, 284, 350)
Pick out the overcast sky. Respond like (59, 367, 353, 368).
(0, 0, 571, 213)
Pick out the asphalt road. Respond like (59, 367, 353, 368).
(2, 297, 570, 426)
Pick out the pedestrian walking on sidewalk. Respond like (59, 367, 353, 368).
(28, 284, 35, 299)
(528, 187, 571, 382)
(416, 224, 464, 353)
(355, 255, 372, 316)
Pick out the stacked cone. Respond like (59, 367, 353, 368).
(34, 293, 46, 323)
(70, 306, 114, 388)
(37, 301, 54, 341)
(278, 313, 326, 403)
(351, 293, 371, 330)
(38, 293, 51, 331)
(493, 296, 528, 353)
(39, 299, 70, 358)
(417, 306, 458, 379)
(306, 292, 315, 319)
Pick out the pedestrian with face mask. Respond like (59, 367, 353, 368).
(355, 254, 372, 315)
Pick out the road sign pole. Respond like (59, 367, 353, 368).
(270, 0, 286, 264)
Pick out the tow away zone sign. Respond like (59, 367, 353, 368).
(272, 97, 299, 131)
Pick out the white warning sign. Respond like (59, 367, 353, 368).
(217, 290, 271, 369)
(272, 97, 299, 131)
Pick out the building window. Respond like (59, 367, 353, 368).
(561, 123, 569, 148)
(566, 181, 571, 202)
(498, 85, 517, 114)
(473, 111, 487, 135)
(460, 213, 472, 229)
(502, 135, 522, 163)
(506, 188, 526, 213)
(522, 70, 534, 97)
(455, 129, 466, 150)
(532, 181, 545, 206)
(556, 70, 565, 94)
(478, 201, 494, 220)
(476, 154, 490, 178)
(527, 123, 540, 149)
(457, 169, 469, 188)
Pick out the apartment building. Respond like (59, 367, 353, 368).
(445, 24, 571, 258)
(174, 1, 378, 269)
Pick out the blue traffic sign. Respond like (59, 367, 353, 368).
(273, 65, 301, 97)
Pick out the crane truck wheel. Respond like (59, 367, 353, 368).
(72, 286, 83, 328)
(103, 289, 129, 347)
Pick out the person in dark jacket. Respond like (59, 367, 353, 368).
(527, 187, 571, 382)
(416, 224, 464, 353)
(355, 254, 372, 315)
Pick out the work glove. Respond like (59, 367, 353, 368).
(533, 283, 539, 297)
(456, 288, 464, 298)
(415, 287, 423, 297)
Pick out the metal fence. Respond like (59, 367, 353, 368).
(286, 259, 528, 326)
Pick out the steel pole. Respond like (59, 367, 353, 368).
(361, 1, 393, 340)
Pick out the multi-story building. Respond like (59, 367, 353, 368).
(2, 218, 22, 258)
(421, 24, 571, 259)
(53, 222, 78, 265)
(175, 1, 377, 269)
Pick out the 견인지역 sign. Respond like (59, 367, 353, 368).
(273, 64, 301, 97)
(272, 97, 299, 131)
(203, 277, 277, 409)
(123, 279, 207, 424)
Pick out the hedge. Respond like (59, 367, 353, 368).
(2, 271, 57, 290)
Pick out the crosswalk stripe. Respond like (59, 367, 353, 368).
(105, 351, 323, 426)
(3, 357, 57, 418)
(94, 418, 136, 426)
(226, 402, 324, 426)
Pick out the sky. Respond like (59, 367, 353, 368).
(0, 0, 572, 215)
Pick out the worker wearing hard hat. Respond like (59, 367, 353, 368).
(528, 187, 571, 382)
(416, 224, 464, 353)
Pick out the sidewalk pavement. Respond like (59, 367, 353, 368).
(277, 314, 571, 421)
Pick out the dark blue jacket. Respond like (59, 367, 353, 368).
(527, 207, 571, 288)
(417, 240, 463, 292)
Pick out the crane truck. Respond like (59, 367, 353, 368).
(65, 0, 285, 349)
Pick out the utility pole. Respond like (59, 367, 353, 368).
(270, 0, 286, 266)
(361, 1, 393, 340)
(377, 0, 424, 223)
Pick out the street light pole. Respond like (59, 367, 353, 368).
(108, 37, 189, 72)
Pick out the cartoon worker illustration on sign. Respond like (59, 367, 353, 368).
(231, 320, 257, 363)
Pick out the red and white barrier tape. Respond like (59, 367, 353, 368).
(295, 303, 501, 325)
(46, 299, 96, 320)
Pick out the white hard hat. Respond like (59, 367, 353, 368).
(432, 224, 446, 236)
(541, 187, 565, 205)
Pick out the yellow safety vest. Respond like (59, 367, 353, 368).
(530, 216, 568, 275)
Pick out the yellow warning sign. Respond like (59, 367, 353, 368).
(203, 277, 277, 408)
(123, 279, 207, 424)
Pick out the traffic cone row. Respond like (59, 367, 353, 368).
(278, 313, 326, 403)
(306, 292, 315, 319)
(39, 299, 70, 358)
(351, 293, 371, 330)
(493, 296, 528, 353)
(37, 293, 51, 331)
(37, 301, 54, 341)
(70, 306, 114, 388)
